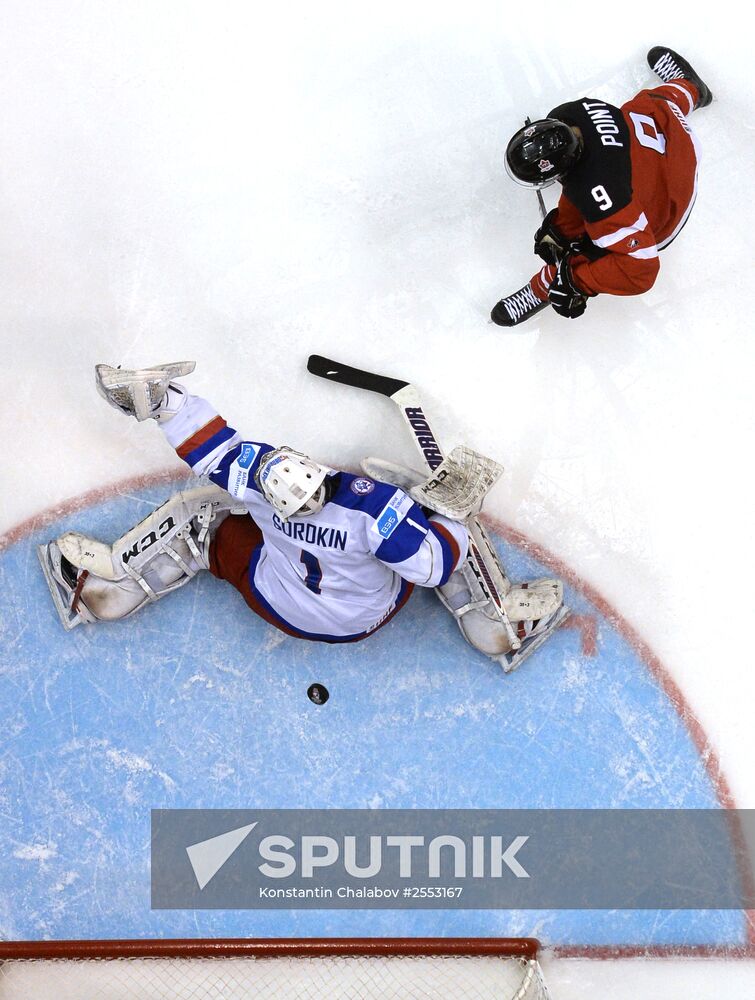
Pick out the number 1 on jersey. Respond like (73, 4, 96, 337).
(300, 550, 323, 594)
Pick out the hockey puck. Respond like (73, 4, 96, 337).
(307, 683, 329, 705)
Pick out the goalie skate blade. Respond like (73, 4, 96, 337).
(498, 605, 571, 673)
(36, 544, 83, 631)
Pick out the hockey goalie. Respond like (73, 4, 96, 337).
(38, 362, 568, 672)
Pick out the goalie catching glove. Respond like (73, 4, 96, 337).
(95, 361, 194, 421)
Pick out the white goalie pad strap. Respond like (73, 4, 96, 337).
(408, 446, 504, 521)
(498, 604, 571, 673)
(95, 361, 196, 421)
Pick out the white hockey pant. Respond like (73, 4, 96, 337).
(437, 560, 563, 656)
(55, 485, 237, 623)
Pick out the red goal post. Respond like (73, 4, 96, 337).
(0, 936, 548, 999)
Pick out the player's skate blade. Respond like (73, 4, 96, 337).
(647, 47, 713, 109)
(491, 283, 549, 327)
(37, 542, 87, 630)
(498, 604, 571, 673)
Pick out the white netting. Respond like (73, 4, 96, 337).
(0, 953, 548, 1000)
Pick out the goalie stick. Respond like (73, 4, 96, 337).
(306, 355, 446, 472)
(306, 355, 569, 670)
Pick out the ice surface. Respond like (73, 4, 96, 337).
(0, 0, 753, 994)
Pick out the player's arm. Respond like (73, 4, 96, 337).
(366, 489, 468, 587)
(157, 386, 274, 500)
(553, 192, 587, 237)
(571, 204, 661, 296)
(533, 194, 587, 265)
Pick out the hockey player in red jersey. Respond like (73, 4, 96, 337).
(491, 46, 713, 327)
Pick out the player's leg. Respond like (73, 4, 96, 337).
(206, 510, 263, 606)
(38, 486, 239, 629)
(491, 255, 594, 328)
(438, 557, 565, 657)
(362, 457, 569, 669)
(646, 47, 713, 111)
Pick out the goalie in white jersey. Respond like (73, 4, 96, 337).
(39, 362, 567, 669)
(158, 381, 470, 642)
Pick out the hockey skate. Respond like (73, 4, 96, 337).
(502, 600, 571, 673)
(647, 46, 713, 109)
(491, 282, 549, 327)
(38, 540, 98, 630)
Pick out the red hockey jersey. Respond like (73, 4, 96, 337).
(531, 80, 700, 298)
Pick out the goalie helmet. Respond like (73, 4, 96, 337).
(256, 448, 331, 520)
(505, 119, 581, 188)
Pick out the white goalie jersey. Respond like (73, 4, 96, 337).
(160, 392, 468, 641)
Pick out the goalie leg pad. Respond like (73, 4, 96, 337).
(438, 565, 569, 667)
(39, 485, 244, 629)
(436, 517, 568, 670)
(437, 559, 516, 657)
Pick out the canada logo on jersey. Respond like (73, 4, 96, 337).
(351, 478, 375, 495)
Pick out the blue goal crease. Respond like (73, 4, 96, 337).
(0, 486, 746, 947)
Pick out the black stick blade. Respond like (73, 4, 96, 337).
(307, 355, 409, 399)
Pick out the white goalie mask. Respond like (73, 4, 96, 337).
(256, 448, 331, 520)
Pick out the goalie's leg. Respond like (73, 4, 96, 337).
(38, 486, 241, 629)
(437, 534, 569, 671)
(438, 564, 563, 652)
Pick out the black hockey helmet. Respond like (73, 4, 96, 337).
(505, 119, 581, 188)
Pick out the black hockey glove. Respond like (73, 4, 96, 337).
(547, 257, 589, 319)
(533, 209, 569, 264)
(534, 209, 596, 264)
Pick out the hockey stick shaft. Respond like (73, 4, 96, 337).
(535, 188, 547, 220)
(307, 355, 445, 472)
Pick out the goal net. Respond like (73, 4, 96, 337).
(0, 937, 548, 999)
